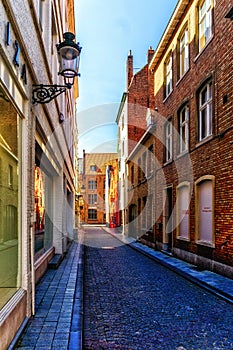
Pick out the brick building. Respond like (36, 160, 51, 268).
(116, 48, 154, 232)
(122, 0, 233, 277)
(105, 158, 120, 228)
(0, 1, 79, 347)
(80, 151, 118, 225)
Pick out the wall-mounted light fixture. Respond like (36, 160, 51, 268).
(32, 32, 81, 104)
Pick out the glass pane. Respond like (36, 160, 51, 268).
(178, 186, 189, 239)
(0, 96, 20, 308)
(34, 166, 53, 255)
(198, 180, 213, 242)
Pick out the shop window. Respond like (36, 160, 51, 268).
(198, 0, 213, 52)
(177, 183, 190, 240)
(198, 80, 212, 141)
(178, 104, 189, 153)
(34, 166, 53, 256)
(195, 176, 215, 245)
(0, 94, 21, 308)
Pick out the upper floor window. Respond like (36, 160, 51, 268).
(198, 80, 212, 141)
(88, 180, 97, 190)
(138, 157, 142, 182)
(142, 151, 147, 178)
(147, 145, 154, 176)
(165, 119, 172, 162)
(88, 194, 97, 205)
(39, 0, 45, 30)
(178, 105, 189, 153)
(130, 165, 134, 185)
(8, 164, 13, 188)
(90, 165, 97, 172)
(198, 0, 213, 51)
(164, 53, 173, 98)
(178, 28, 189, 79)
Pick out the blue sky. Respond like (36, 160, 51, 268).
(75, 0, 178, 156)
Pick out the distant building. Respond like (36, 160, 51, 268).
(105, 159, 120, 228)
(79, 151, 118, 225)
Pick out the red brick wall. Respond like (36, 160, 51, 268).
(150, 0, 233, 266)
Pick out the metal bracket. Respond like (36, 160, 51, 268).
(32, 84, 71, 104)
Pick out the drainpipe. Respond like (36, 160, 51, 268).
(30, 214, 35, 316)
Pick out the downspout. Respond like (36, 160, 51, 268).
(30, 215, 35, 316)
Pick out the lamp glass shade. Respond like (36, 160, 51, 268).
(58, 46, 80, 78)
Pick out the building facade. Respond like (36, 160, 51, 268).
(122, 0, 233, 277)
(0, 0, 79, 348)
(80, 151, 118, 225)
(116, 48, 154, 233)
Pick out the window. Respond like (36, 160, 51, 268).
(198, 0, 213, 51)
(8, 164, 13, 188)
(142, 151, 147, 178)
(147, 145, 154, 175)
(88, 194, 97, 205)
(164, 53, 173, 97)
(195, 176, 214, 245)
(178, 28, 189, 79)
(179, 105, 189, 153)
(88, 209, 97, 220)
(165, 119, 172, 162)
(138, 157, 142, 182)
(130, 165, 134, 185)
(177, 183, 190, 240)
(39, 0, 44, 30)
(88, 180, 97, 190)
(90, 165, 97, 172)
(198, 80, 212, 141)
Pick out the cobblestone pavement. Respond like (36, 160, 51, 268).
(83, 227, 233, 350)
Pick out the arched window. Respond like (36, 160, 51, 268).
(195, 176, 215, 245)
(177, 182, 190, 240)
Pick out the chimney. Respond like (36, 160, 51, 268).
(147, 46, 154, 64)
(126, 50, 133, 89)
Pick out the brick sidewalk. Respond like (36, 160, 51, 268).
(13, 240, 84, 350)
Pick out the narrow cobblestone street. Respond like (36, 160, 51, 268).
(83, 227, 233, 350)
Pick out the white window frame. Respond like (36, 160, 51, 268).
(88, 180, 97, 190)
(179, 105, 189, 153)
(179, 28, 189, 78)
(165, 119, 172, 162)
(195, 176, 215, 247)
(199, 0, 213, 51)
(199, 80, 212, 141)
(176, 182, 190, 241)
(88, 194, 97, 205)
(165, 54, 173, 97)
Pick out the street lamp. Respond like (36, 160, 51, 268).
(32, 32, 82, 104)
